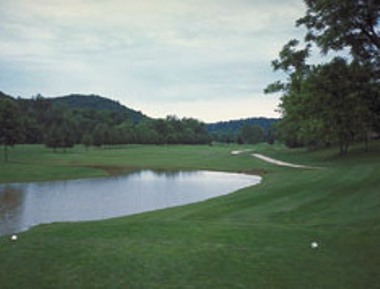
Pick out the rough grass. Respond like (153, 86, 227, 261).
(0, 142, 379, 288)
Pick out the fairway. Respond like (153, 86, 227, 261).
(0, 143, 379, 289)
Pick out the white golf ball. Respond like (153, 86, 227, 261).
(11, 235, 18, 241)
(311, 241, 318, 249)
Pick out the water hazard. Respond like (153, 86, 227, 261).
(0, 170, 261, 236)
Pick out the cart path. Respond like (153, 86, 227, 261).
(251, 153, 319, 169)
(230, 149, 320, 169)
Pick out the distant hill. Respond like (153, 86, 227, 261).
(207, 117, 278, 135)
(52, 94, 148, 123)
(0, 91, 15, 101)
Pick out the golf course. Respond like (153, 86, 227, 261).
(0, 143, 379, 288)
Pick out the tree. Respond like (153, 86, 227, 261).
(297, 0, 380, 134)
(153, 119, 170, 144)
(81, 134, 93, 150)
(135, 120, 159, 144)
(240, 124, 265, 144)
(116, 121, 136, 144)
(23, 116, 43, 144)
(266, 125, 277, 145)
(180, 118, 210, 144)
(44, 109, 76, 152)
(297, 0, 380, 66)
(303, 58, 355, 152)
(93, 124, 107, 147)
(166, 115, 183, 144)
(45, 124, 64, 152)
(265, 40, 311, 147)
(0, 99, 23, 162)
(61, 119, 76, 151)
(304, 58, 377, 153)
(266, 0, 380, 152)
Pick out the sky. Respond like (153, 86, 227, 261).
(0, 0, 307, 122)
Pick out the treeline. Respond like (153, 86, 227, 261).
(0, 93, 210, 157)
(265, 0, 380, 154)
(207, 118, 278, 144)
(1, 92, 280, 163)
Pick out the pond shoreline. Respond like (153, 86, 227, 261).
(0, 169, 261, 236)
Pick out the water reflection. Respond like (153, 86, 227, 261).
(0, 186, 25, 236)
(0, 170, 260, 236)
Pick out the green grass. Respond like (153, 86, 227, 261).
(0, 143, 379, 288)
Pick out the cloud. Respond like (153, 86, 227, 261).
(0, 0, 306, 121)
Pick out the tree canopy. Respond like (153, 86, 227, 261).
(297, 0, 380, 66)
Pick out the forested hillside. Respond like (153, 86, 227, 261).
(0, 91, 13, 101)
(52, 94, 146, 124)
(207, 118, 278, 144)
(0, 93, 211, 157)
(0, 91, 280, 162)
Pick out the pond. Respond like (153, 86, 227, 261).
(0, 170, 261, 236)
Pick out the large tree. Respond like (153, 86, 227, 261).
(298, 0, 380, 131)
(265, 40, 311, 147)
(302, 58, 374, 153)
(266, 0, 380, 152)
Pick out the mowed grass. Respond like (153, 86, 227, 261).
(0, 143, 379, 289)
(0, 144, 265, 183)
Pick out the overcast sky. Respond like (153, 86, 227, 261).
(0, 0, 306, 122)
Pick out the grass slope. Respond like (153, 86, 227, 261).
(0, 143, 379, 288)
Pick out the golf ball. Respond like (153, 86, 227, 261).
(311, 241, 318, 249)
(11, 235, 18, 241)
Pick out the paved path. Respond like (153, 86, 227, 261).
(230, 149, 253, 155)
(252, 153, 318, 169)
(230, 150, 319, 169)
